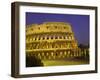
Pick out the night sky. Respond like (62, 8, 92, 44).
(26, 12, 89, 45)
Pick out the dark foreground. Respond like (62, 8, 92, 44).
(26, 56, 89, 67)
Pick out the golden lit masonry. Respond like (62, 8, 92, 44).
(26, 22, 89, 60)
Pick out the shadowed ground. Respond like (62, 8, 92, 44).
(26, 55, 89, 67)
(42, 57, 89, 66)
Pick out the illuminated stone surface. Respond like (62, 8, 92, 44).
(26, 22, 89, 66)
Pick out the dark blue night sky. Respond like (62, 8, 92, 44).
(26, 12, 89, 45)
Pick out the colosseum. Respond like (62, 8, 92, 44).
(26, 22, 89, 66)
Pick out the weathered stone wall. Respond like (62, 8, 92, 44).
(26, 22, 87, 60)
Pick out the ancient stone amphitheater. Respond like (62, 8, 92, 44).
(26, 22, 88, 60)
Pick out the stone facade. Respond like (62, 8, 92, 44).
(26, 22, 87, 60)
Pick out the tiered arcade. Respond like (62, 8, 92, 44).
(26, 22, 81, 60)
